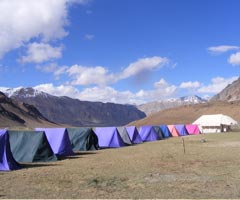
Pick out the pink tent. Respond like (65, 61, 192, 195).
(167, 125, 179, 137)
(185, 124, 201, 135)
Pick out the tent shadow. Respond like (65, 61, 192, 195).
(73, 151, 98, 156)
(20, 163, 60, 169)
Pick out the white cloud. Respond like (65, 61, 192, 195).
(198, 76, 238, 94)
(32, 78, 177, 105)
(77, 86, 145, 104)
(179, 81, 201, 89)
(33, 84, 146, 104)
(228, 52, 240, 66)
(36, 63, 68, 79)
(36, 56, 170, 87)
(67, 65, 116, 86)
(0, 0, 87, 59)
(84, 34, 95, 40)
(120, 56, 169, 79)
(78, 84, 176, 104)
(154, 78, 168, 88)
(154, 78, 176, 93)
(208, 45, 240, 54)
(34, 83, 79, 97)
(20, 42, 63, 63)
(134, 78, 177, 102)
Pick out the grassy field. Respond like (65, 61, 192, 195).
(1, 131, 240, 199)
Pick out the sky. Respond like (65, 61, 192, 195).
(0, 0, 239, 105)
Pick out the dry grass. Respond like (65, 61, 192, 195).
(1, 132, 240, 198)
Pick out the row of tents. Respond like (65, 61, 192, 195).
(0, 124, 201, 171)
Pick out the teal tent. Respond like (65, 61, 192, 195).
(8, 130, 57, 162)
(67, 127, 99, 151)
(0, 130, 20, 171)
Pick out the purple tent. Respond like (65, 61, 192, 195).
(0, 130, 20, 171)
(94, 127, 125, 148)
(139, 126, 160, 142)
(125, 126, 143, 144)
(175, 125, 188, 136)
(35, 128, 74, 156)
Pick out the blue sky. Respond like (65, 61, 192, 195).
(0, 0, 239, 104)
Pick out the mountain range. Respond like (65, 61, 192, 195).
(2, 87, 146, 127)
(0, 76, 239, 128)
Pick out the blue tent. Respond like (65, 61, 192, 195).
(125, 126, 143, 144)
(0, 130, 20, 171)
(175, 125, 188, 136)
(35, 128, 74, 157)
(139, 126, 160, 142)
(94, 127, 125, 148)
(159, 125, 172, 138)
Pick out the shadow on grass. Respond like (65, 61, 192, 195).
(73, 151, 98, 156)
(56, 155, 81, 160)
(56, 151, 99, 160)
(20, 163, 60, 169)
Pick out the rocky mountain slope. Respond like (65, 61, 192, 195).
(137, 95, 207, 116)
(0, 92, 58, 129)
(2, 87, 146, 127)
(211, 77, 240, 102)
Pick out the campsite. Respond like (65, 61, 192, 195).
(0, 0, 240, 198)
(1, 124, 240, 199)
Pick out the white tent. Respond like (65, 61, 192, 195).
(193, 114, 238, 133)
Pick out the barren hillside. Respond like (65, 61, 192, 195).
(128, 101, 240, 127)
(0, 92, 60, 129)
(211, 77, 240, 102)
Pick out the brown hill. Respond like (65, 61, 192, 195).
(128, 101, 240, 127)
(211, 77, 240, 102)
(0, 92, 59, 129)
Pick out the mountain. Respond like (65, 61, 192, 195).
(137, 95, 207, 116)
(2, 87, 146, 127)
(211, 77, 240, 102)
(0, 92, 58, 129)
(129, 100, 240, 127)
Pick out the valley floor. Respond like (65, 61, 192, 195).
(1, 132, 240, 198)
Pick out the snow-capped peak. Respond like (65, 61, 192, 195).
(0, 87, 50, 98)
(158, 95, 206, 104)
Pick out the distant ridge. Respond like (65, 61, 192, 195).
(137, 95, 207, 116)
